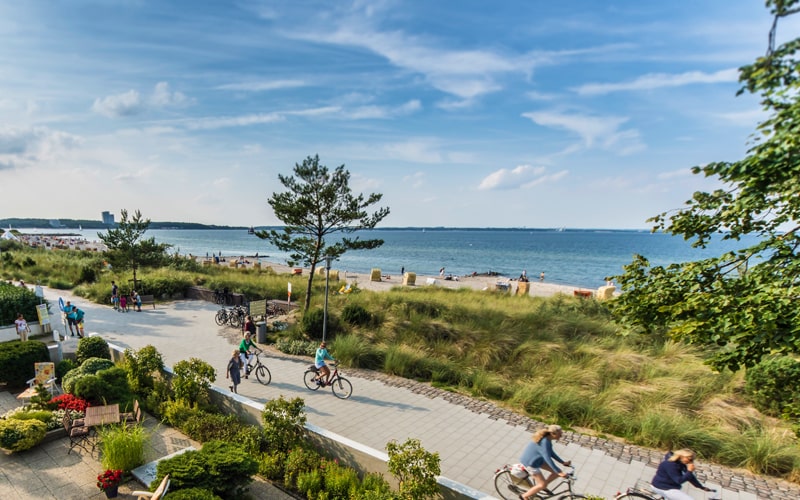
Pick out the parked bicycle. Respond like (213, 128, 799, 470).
(214, 307, 229, 326)
(303, 362, 353, 399)
(615, 480, 720, 500)
(227, 304, 247, 328)
(494, 464, 586, 500)
(213, 288, 230, 305)
(243, 348, 271, 385)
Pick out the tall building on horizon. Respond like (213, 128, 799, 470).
(101, 211, 115, 225)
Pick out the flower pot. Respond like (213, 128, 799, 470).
(104, 485, 119, 498)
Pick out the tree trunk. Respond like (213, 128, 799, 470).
(304, 263, 316, 311)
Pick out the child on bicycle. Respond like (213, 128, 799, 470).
(239, 332, 257, 379)
(518, 424, 571, 499)
(315, 341, 336, 385)
(651, 449, 714, 500)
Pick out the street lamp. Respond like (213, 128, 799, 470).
(322, 255, 333, 343)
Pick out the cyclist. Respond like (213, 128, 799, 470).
(651, 449, 714, 500)
(517, 424, 571, 499)
(238, 332, 257, 378)
(315, 341, 336, 386)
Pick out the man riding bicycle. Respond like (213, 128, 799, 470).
(315, 341, 336, 385)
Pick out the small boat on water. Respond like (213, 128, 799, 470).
(248, 226, 255, 234)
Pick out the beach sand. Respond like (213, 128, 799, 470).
(203, 256, 596, 298)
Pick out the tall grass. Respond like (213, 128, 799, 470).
(99, 423, 147, 472)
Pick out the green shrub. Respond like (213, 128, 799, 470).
(72, 367, 131, 404)
(302, 307, 341, 340)
(284, 445, 322, 490)
(332, 334, 384, 370)
(0, 419, 47, 452)
(172, 358, 215, 407)
(387, 438, 441, 500)
(341, 303, 373, 327)
(0, 281, 38, 325)
(165, 488, 222, 500)
(99, 424, 147, 472)
(78, 265, 98, 284)
(322, 459, 361, 499)
(62, 357, 116, 394)
(154, 440, 258, 497)
(356, 472, 395, 499)
(123, 345, 164, 394)
(296, 468, 324, 499)
(55, 359, 76, 382)
(0, 340, 50, 389)
(275, 338, 317, 356)
(745, 356, 800, 419)
(262, 396, 307, 454)
(76, 336, 111, 364)
(8, 409, 54, 425)
(160, 399, 203, 428)
(259, 451, 288, 481)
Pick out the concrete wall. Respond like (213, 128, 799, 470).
(106, 342, 494, 500)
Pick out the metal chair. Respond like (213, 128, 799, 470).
(62, 413, 92, 454)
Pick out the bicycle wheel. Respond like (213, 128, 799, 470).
(494, 470, 528, 500)
(214, 310, 227, 326)
(556, 494, 588, 500)
(303, 370, 321, 390)
(229, 312, 242, 328)
(255, 365, 271, 385)
(331, 376, 353, 399)
(613, 494, 652, 500)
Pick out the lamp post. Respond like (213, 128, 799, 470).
(322, 255, 333, 343)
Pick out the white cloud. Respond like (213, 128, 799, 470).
(403, 171, 425, 188)
(574, 68, 739, 96)
(92, 90, 143, 117)
(216, 79, 307, 92)
(151, 82, 190, 107)
(716, 108, 765, 127)
(478, 164, 554, 190)
(185, 112, 284, 130)
(522, 111, 645, 155)
(0, 126, 81, 170)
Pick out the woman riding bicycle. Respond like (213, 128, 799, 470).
(651, 449, 714, 500)
(239, 332, 257, 378)
(517, 424, 571, 499)
(315, 341, 336, 385)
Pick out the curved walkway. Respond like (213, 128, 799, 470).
(44, 288, 799, 500)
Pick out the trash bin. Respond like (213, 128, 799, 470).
(256, 321, 267, 344)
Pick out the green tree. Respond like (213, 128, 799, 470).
(612, 1, 800, 371)
(257, 155, 390, 311)
(386, 438, 441, 500)
(98, 209, 171, 288)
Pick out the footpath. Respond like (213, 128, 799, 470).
(41, 287, 800, 500)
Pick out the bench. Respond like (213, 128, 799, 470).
(139, 294, 156, 309)
(292, 268, 303, 275)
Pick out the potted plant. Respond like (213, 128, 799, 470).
(96, 469, 123, 498)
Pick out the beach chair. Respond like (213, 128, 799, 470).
(133, 474, 170, 500)
(18, 362, 59, 401)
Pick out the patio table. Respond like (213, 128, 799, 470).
(84, 403, 120, 427)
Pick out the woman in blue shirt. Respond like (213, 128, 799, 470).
(518, 424, 571, 499)
(315, 341, 335, 385)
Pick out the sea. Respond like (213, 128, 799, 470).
(15, 227, 755, 289)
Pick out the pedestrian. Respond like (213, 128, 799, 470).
(15, 313, 31, 342)
(120, 294, 128, 312)
(439, 267, 445, 277)
(62, 300, 77, 336)
(132, 290, 142, 312)
(242, 315, 256, 338)
(70, 306, 85, 338)
(517, 424, 571, 499)
(401, 266, 405, 275)
(226, 349, 242, 393)
(111, 280, 119, 310)
(540, 271, 545, 282)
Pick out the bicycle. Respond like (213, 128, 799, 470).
(493, 464, 586, 500)
(214, 307, 229, 326)
(228, 304, 247, 328)
(243, 349, 271, 385)
(303, 362, 353, 399)
(614, 480, 720, 500)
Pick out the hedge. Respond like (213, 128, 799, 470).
(0, 340, 50, 389)
(0, 419, 47, 452)
(0, 281, 39, 326)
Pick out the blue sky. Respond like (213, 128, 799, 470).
(0, 0, 794, 228)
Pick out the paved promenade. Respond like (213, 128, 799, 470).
(41, 287, 800, 500)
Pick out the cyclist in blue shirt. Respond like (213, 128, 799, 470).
(315, 341, 335, 385)
(518, 424, 571, 499)
(651, 449, 713, 500)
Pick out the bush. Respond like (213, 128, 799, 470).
(76, 336, 111, 364)
(166, 488, 222, 500)
(8, 409, 54, 426)
(0, 340, 50, 389)
(745, 356, 800, 419)
(182, 412, 265, 456)
(123, 345, 164, 394)
(154, 440, 258, 498)
(78, 265, 98, 284)
(172, 358, 215, 408)
(62, 357, 116, 394)
(302, 307, 341, 340)
(72, 367, 131, 404)
(159, 399, 203, 428)
(274, 338, 317, 357)
(387, 438, 441, 500)
(262, 396, 307, 454)
(0, 419, 47, 452)
(284, 445, 322, 490)
(0, 281, 39, 325)
(99, 424, 147, 472)
(55, 359, 76, 382)
(341, 303, 373, 327)
(49, 394, 89, 412)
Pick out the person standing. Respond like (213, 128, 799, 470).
(70, 306, 85, 338)
(111, 281, 119, 310)
(133, 290, 142, 312)
(226, 349, 242, 394)
(539, 271, 545, 282)
(242, 315, 256, 338)
(401, 266, 405, 275)
(119, 294, 128, 312)
(15, 313, 31, 341)
(62, 300, 77, 336)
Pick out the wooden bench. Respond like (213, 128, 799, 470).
(139, 295, 156, 309)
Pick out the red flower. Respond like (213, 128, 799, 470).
(50, 394, 89, 412)
(96, 469, 123, 491)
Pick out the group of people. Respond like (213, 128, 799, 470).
(225, 315, 335, 394)
(110, 280, 143, 312)
(515, 425, 713, 500)
(60, 300, 86, 337)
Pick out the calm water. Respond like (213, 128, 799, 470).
(18, 227, 753, 289)
(134, 228, 754, 289)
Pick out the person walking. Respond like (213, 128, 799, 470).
(15, 313, 31, 342)
(226, 349, 242, 394)
(111, 281, 119, 310)
(70, 306, 86, 338)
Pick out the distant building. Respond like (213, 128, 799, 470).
(101, 211, 115, 225)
